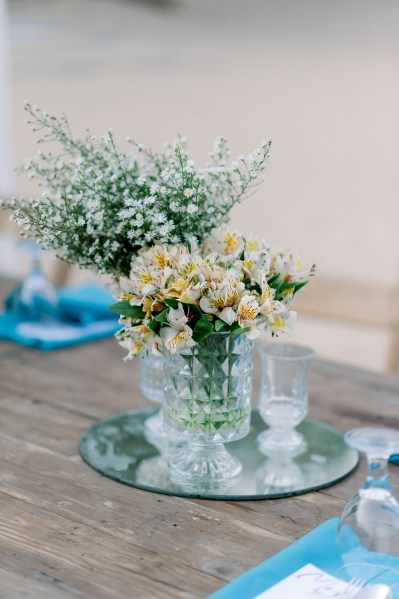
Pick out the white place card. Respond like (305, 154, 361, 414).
(254, 563, 350, 598)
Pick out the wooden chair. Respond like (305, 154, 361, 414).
(294, 276, 399, 373)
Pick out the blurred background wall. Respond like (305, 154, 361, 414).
(1, 0, 398, 371)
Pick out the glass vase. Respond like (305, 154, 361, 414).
(163, 332, 253, 490)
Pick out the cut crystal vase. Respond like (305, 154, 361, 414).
(163, 332, 253, 490)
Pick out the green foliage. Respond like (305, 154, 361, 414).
(154, 309, 169, 323)
(108, 301, 145, 319)
(192, 318, 214, 342)
(214, 319, 227, 332)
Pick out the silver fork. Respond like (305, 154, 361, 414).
(338, 578, 366, 599)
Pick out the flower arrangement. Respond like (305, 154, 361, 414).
(1, 104, 314, 360)
(1, 103, 271, 277)
(1, 104, 316, 486)
(110, 225, 314, 359)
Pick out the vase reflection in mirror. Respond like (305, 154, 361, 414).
(257, 342, 315, 455)
(139, 351, 185, 457)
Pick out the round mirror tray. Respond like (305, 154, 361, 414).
(79, 407, 359, 501)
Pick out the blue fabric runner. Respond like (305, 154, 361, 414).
(0, 282, 120, 350)
(207, 518, 399, 599)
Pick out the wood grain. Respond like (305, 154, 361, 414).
(1, 277, 399, 598)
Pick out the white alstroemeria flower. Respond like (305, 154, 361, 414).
(267, 307, 297, 334)
(167, 303, 188, 328)
(199, 279, 241, 316)
(160, 324, 196, 354)
(218, 307, 237, 325)
(269, 248, 308, 282)
(205, 225, 244, 263)
(237, 295, 261, 339)
(176, 254, 201, 281)
(130, 323, 153, 345)
(159, 302, 197, 354)
(236, 243, 271, 283)
(266, 298, 296, 331)
(116, 320, 156, 357)
(244, 234, 269, 261)
(197, 254, 224, 282)
(236, 255, 256, 278)
(164, 277, 191, 302)
(180, 283, 201, 303)
(257, 273, 274, 315)
(129, 266, 157, 296)
(170, 244, 194, 270)
(117, 336, 144, 361)
(139, 244, 172, 269)
(252, 250, 272, 279)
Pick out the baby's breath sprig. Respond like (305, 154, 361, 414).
(1, 103, 272, 277)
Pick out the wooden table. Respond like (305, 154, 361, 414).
(1, 278, 399, 598)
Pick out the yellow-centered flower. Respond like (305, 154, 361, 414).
(246, 239, 259, 252)
(238, 298, 258, 320)
(168, 330, 191, 350)
(139, 271, 154, 286)
(130, 339, 143, 355)
(164, 277, 190, 299)
(181, 261, 197, 277)
(224, 231, 239, 253)
(154, 248, 169, 268)
(209, 287, 239, 309)
(120, 293, 134, 301)
(142, 296, 153, 318)
(271, 316, 285, 330)
(242, 258, 255, 272)
(132, 324, 151, 339)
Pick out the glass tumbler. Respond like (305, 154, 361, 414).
(257, 342, 315, 454)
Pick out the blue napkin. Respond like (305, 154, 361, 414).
(0, 282, 120, 350)
(207, 518, 399, 598)
(390, 456, 399, 465)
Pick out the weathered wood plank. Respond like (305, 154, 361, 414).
(0, 493, 196, 598)
(0, 388, 93, 457)
(0, 348, 145, 418)
(0, 434, 293, 584)
(0, 568, 73, 599)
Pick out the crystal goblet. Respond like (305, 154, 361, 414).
(6, 240, 58, 321)
(257, 342, 314, 454)
(338, 427, 399, 556)
(337, 427, 399, 591)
